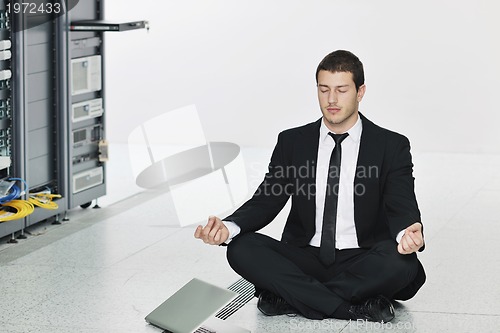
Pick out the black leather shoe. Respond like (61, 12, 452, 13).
(257, 290, 296, 316)
(348, 295, 395, 323)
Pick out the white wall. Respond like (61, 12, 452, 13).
(103, 0, 500, 154)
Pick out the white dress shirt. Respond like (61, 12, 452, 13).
(223, 115, 406, 245)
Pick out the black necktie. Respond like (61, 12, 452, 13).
(319, 132, 349, 266)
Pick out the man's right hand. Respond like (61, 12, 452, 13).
(194, 216, 229, 245)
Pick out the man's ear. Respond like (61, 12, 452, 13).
(357, 84, 366, 102)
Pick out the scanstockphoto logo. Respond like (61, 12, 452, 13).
(5, 0, 80, 32)
(289, 318, 417, 331)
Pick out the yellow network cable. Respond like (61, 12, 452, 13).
(0, 200, 35, 222)
(28, 193, 62, 210)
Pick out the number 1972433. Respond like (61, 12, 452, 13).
(6, 2, 62, 15)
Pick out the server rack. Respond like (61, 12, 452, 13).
(21, 6, 68, 228)
(66, 0, 106, 209)
(0, 0, 147, 239)
(66, 1, 147, 208)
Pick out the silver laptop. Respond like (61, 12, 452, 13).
(145, 278, 250, 333)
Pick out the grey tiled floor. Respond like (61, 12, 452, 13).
(1, 148, 499, 332)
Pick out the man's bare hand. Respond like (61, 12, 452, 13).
(398, 222, 424, 255)
(194, 216, 229, 245)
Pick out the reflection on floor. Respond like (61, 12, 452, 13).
(1, 147, 500, 332)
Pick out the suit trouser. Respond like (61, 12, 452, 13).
(226, 232, 424, 319)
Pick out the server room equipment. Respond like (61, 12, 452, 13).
(72, 98, 103, 123)
(1, 0, 148, 239)
(71, 55, 102, 96)
(73, 166, 104, 194)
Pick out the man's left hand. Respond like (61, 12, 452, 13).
(398, 222, 424, 255)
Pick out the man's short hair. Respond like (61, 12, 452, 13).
(315, 50, 365, 91)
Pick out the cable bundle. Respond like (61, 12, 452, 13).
(0, 200, 35, 222)
(0, 177, 31, 222)
(0, 183, 22, 204)
(0, 178, 54, 222)
(0, 177, 63, 222)
(28, 192, 62, 210)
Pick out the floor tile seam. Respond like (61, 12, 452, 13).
(0, 321, 137, 333)
(14, 189, 161, 239)
(106, 227, 186, 268)
(0, 221, 180, 265)
(337, 320, 358, 332)
(0, 223, 66, 248)
(407, 310, 500, 317)
(3, 227, 72, 247)
(2, 263, 111, 271)
(0, 191, 175, 264)
(0, 320, 128, 332)
(55, 188, 179, 227)
(3, 259, 223, 273)
(0, 222, 97, 264)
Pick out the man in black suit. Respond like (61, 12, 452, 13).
(195, 50, 425, 323)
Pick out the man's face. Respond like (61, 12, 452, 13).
(317, 70, 366, 133)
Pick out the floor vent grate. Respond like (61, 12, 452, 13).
(216, 278, 255, 320)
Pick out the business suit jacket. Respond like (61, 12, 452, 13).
(226, 113, 423, 250)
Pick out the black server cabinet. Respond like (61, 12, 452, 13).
(1, 1, 68, 237)
(22, 8, 68, 227)
(0, 0, 21, 238)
